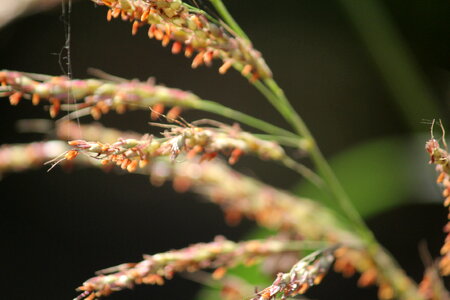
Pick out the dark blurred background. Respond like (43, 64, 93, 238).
(0, 0, 449, 299)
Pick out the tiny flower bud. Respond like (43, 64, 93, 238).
(212, 267, 227, 280)
(151, 103, 165, 120)
(65, 150, 78, 160)
(107, 9, 113, 21)
(112, 7, 121, 18)
(32, 93, 40, 106)
(127, 160, 138, 172)
(184, 45, 193, 58)
(9, 92, 22, 105)
(219, 61, 232, 74)
(167, 106, 181, 121)
(241, 64, 252, 76)
(191, 51, 205, 69)
(132, 21, 140, 36)
(171, 41, 182, 54)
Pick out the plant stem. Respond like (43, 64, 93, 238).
(281, 156, 324, 188)
(261, 78, 368, 232)
(211, 2, 424, 298)
(208, 0, 250, 41)
(253, 134, 308, 148)
(207, 0, 370, 233)
(189, 99, 325, 187)
(187, 98, 299, 139)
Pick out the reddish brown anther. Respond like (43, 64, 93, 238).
(200, 152, 218, 162)
(229, 148, 244, 165)
(219, 61, 233, 74)
(357, 269, 378, 287)
(127, 160, 138, 172)
(212, 267, 227, 280)
(140, 9, 149, 22)
(132, 20, 140, 35)
(111, 7, 121, 18)
(166, 106, 181, 120)
(151, 103, 165, 120)
(203, 51, 214, 66)
(32, 93, 40, 106)
(49, 98, 61, 118)
(184, 45, 193, 58)
(106, 9, 112, 21)
(9, 92, 22, 105)
(90, 107, 102, 120)
(171, 41, 182, 54)
(64, 150, 79, 160)
(192, 51, 205, 69)
(241, 64, 252, 76)
(162, 34, 170, 47)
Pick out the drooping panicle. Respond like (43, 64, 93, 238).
(60, 120, 286, 173)
(75, 236, 318, 299)
(0, 70, 199, 119)
(90, 0, 272, 79)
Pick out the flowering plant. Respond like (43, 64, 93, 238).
(1, 1, 448, 300)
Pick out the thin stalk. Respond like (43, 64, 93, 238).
(205, 2, 423, 298)
(208, 0, 250, 41)
(262, 78, 369, 235)
(187, 98, 299, 139)
(61, 98, 298, 140)
(190, 99, 324, 187)
(251, 80, 308, 139)
(281, 156, 324, 189)
(215, 0, 367, 233)
(253, 134, 308, 148)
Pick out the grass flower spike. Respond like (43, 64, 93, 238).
(91, 0, 272, 79)
(75, 236, 325, 299)
(425, 123, 450, 276)
(251, 247, 336, 300)
(0, 70, 199, 119)
(1, 0, 443, 299)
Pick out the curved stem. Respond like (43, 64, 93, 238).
(61, 98, 299, 141)
(208, 0, 250, 41)
(261, 78, 368, 232)
(281, 156, 324, 189)
(210, 2, 424, 298)
(187, 98, 299, 139)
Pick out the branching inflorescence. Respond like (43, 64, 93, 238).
(1, 0, 442, 299)
(91, 0, 272, 80)
(0, 122, 412, 300)
(61, 120, 285, 173)
(0, 70, 199, 120)
(75, 236, 326, 299)
(425, 125, 450, 277)
(251, 247, 336, 300)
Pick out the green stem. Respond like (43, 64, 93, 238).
(187, 98, 299, 139)
(63, 99, 298, 140)
(281, 156, 324, 189)
(251, 80, 307, 137)
(208, 0, 250, 41)
(200, 1, 424, 298)
(260, 78, 369, 233)
(253, 134, 308, 148)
